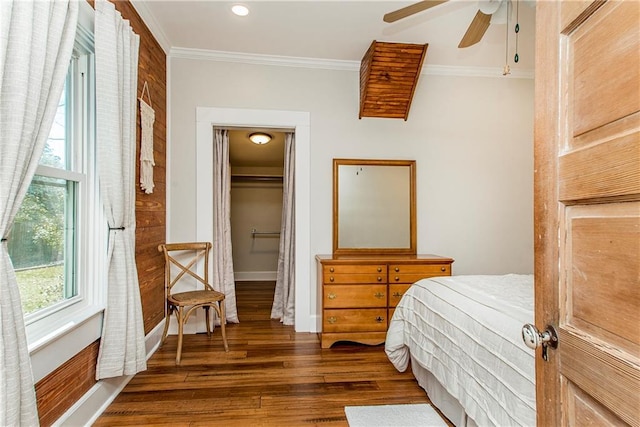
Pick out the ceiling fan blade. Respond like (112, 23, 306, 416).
(383, 0, 449, 23)
(458, 9, 492, 48)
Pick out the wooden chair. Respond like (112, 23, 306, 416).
(158, 242, 229, 364)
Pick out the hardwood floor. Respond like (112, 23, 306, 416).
(94, 281, 441, 426)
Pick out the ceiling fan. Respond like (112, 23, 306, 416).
(383, 0, 511, 48)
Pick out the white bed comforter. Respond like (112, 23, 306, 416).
(385, 274, 535, 427)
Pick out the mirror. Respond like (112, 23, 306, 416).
(333, 159, 416, 255)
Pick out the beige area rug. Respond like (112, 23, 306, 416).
(345, 403, 447, 427)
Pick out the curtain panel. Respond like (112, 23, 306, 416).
(213, 129, 239, 323)
(94, 0, 146, 379)
(271, 133, 296, 325)
(0, 0, 79, 424)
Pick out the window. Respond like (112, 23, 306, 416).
(8, 18, 103, 347)
(10, 78, 79, 317)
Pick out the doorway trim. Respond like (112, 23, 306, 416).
(195, 107, 312, 332)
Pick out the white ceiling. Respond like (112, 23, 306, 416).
(133, 0, 536, 72)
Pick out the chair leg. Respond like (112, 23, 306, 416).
(176, 306, 184, 365)
(204, 306, 212, 337)
(219, 300, 229, 352)
(162, 305, 172, 344)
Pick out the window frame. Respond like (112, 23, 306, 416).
(26, 2, 107, 382)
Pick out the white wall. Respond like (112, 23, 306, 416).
(231, 180, 283, 280)
(169, 58, 534, 327)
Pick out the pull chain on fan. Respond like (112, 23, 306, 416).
(514, 0, 520, 63)
(503, 1, 510, 75)
(502, 0, 523, 76)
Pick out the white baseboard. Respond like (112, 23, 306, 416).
(54, 322, 165, 426)
(234, 271, 277, 281)
(310, 314, 320, 333)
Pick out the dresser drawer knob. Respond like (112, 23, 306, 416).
(395, 267, 400, 272)
(327, 316, 337, 324)
(330, 267, 335, 273)
(377, 276, 382, 282)
(375, 316, 385, 323)
(377, 267, 382, 272)
(328, 293, 337, 300)
(329, 276, 334, 282)
(393, 292, 403, 297)
(394, 276, 400, 282)
(374, 292, 385, 299)
(441, 267, 446, 272)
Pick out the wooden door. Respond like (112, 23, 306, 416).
(534, 1, 640, 426)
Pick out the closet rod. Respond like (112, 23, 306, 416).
(231, 174, 283, 183)
(251, 228, 281, 238)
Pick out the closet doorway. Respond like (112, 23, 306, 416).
(196, 107, 312, 332)
(229, 129, 286, 320)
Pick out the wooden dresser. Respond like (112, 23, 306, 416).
(316, 254, 454, 348)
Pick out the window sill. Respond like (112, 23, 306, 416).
(29, 305, 104, 383)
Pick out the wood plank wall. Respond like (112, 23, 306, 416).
(35, 341, 100, 426)
(34, 1, 167, 425)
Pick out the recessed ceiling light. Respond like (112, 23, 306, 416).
(231, 4, 249, 16)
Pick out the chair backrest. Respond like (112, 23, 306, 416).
(158, 242, 213, 294)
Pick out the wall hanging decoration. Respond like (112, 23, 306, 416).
(139, 81, 155, 194)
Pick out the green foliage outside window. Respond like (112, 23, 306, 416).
(9, 146, 65, 269)
(15, 265, 64, 315)
(9, 142, 70, 315)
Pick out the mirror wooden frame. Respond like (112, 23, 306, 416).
(333, 158, 417, 255)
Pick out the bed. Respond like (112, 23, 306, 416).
(385, 274, 535, 427)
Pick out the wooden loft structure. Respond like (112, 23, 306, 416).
(359, 41, 429, 121)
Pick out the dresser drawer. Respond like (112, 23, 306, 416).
(388, 284, 412, 308)
(323, 309, 387, 332)
(324, 285, 387, 308)
(389, 263, 451, 283)
(324, 273, 386, 284)
(323, 264, 387, 275)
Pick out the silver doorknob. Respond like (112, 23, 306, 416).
(522, 323, 558, 361)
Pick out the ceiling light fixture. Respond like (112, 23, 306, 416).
(249, 132, 272, 145)
(231, 4, 249, 16)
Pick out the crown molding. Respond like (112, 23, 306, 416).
(170, 47, 534, 79)
(171, 47, 356, 71)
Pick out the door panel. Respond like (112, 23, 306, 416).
(535, 1, 640, 426)
(567, 382, 629, 427)
(567, 204, 640, 348)
(570, 1, 640, 136)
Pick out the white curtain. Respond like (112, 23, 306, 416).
(271, 133, 296, 325)
(213, 129, 239, 323)
(94, 0, 146, 379)
(0, 0, 78, 424)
